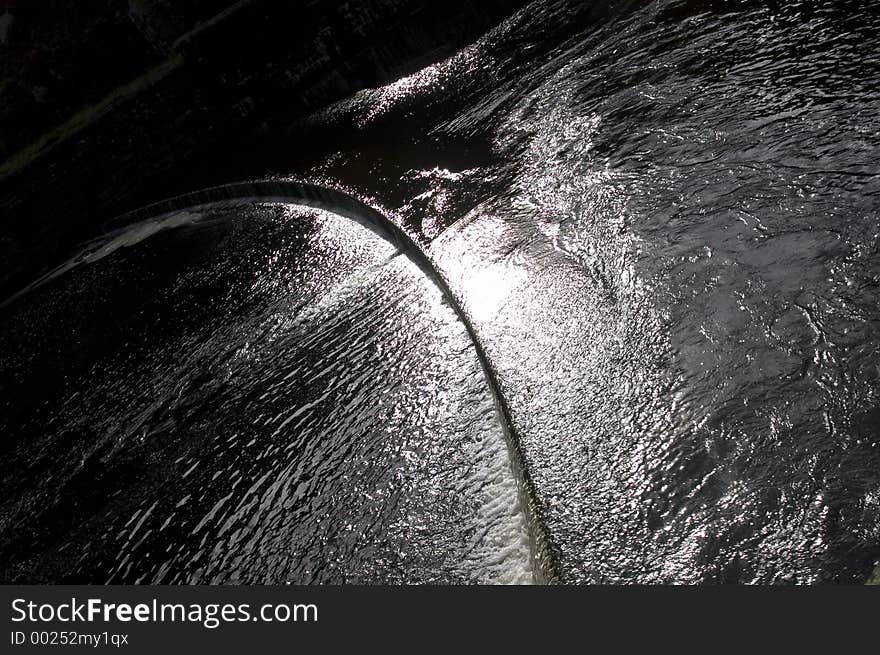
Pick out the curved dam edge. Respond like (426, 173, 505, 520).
(8, 180, 562, 584)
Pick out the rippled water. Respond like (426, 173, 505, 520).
(3, 0, 880, 583)
(0, 202, 532, 583)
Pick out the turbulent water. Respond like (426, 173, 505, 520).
(2, 0, 880, 583)
(0, 202, 533, 583)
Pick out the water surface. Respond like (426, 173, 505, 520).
(2, 0, 880, 583)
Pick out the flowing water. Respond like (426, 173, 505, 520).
(0, 200, 533, 583)
(2, 0, 880, 583)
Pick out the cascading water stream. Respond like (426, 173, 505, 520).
(0, 183, 546, 584)
(3, 0, 880, 585)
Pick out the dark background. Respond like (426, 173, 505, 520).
(0, 0, 528, 300)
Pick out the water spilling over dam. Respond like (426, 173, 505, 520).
(1, 0, 879, 584)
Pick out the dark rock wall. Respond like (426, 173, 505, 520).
(0, 0, 163, 160)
